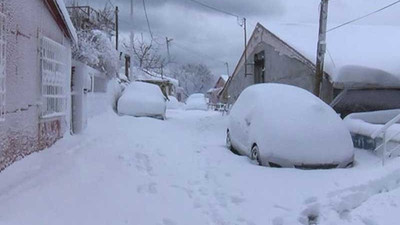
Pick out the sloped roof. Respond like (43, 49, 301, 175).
(221, 22, 400, 97)
(264, 22, 400, 83)
(45, 0, 78, 44)
(132, 67, 180, 87)
(221, 75, 229, 82)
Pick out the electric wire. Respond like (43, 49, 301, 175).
(142, 0, 154, 40)
(327, 0, 400, 32)
(187, 0, 240, 19)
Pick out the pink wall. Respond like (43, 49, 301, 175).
(0, 0, 73, 171)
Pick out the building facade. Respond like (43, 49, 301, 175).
(207, 75, 229, 105)
(0, 0, 76, 171)
(220, 23, 333, 106)
(220, 23, 400, 117)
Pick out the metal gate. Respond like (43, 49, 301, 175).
(39, 36, 68, 118)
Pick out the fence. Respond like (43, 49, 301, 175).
(371, 112, 400, 166)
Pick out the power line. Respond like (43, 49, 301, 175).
(142, 0, 154, 40)
(327, 0, 400, 32)
(186, 0, 240, 19)
(118, 19, 226, 65)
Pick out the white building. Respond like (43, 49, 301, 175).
(0, 0, 77, 171)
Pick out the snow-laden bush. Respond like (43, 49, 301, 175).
(73, 30, 119, 79)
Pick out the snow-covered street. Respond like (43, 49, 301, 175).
(1, 110, 400, 225)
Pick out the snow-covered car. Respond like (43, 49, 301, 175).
(118, 82, 167, 119)
(185, 93, 208, 111)
(166, 96, 183, 110)
(226, 83, 354, 169)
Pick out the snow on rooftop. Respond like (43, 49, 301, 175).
(334, 65, 400, 89)
(132, 67, 179, 87)
(220, 75, 229, 82)
(55, 0, 78, 44)
(262, 22, 400, 85)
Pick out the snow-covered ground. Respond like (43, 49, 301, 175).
(0, 110, 400, 225)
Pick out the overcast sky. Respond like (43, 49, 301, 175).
(72, 0, 400, 76)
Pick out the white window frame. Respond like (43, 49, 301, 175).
(39, 36, 67, 119)
(0, 10, 6, 121)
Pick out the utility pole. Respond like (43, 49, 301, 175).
(313, 0, 329, 97)
(115, 6, 119, 50)
(125, 54, 131, 80)
(225, 62, 230, 76)
(243, 17, 248, 77)
(166, 37, 173, 63)
(130, 0, 134, 50)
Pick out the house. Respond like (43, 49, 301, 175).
(0, 0, 77, 171)
(220, 23, 400, 117)
(206, 75, 229, 105)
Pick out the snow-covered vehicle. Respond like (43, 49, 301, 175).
(226, 83, 354, 169)
(118, 82, 167, 120)
(185, 93, 208, 111)
(166, 96, 183, 110)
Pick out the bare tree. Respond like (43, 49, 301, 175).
(124, 36, 166, 73)
(171, 63, 214, 96)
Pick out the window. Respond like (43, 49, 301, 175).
(40, 36, 67, 118)
(0, 10, 6, 121)
(254, 51, 265, 84)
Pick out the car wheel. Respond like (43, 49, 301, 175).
(251, 144, 262, 165)
(226, 131, 240, 155)
(226, 131, 233, 150)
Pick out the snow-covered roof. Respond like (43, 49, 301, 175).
(207, 87, 223, 94)
(220, 75, 229, 82)
(261, 22, 400, 86)
(334, 65, 400, 89)
(132, 67, 180, 87)
(53, 0, 78, 44)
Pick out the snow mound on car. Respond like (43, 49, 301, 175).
(232, 83, 354, 165)
(117, 82, 166, 117)
(185, 93, 208, 111)
(167, 96, 182, 109)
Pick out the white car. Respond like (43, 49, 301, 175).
(226, 83, 354, 169)
(118, 82, 167, 120)
(185, 93, 208, 111)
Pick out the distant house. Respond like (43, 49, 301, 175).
(207, 75, 229, 105)
(0, 0, 77, 171)
(220, 23, 400, 117)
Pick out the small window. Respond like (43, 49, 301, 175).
(0, 10, 6, 121)
(254, 51, 265, 84)
(40, 36, 67, 118)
